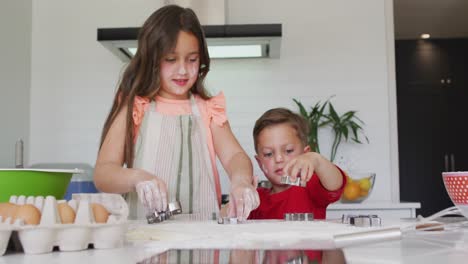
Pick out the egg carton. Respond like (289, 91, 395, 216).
(0, 193, 128, 255)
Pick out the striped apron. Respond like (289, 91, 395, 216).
(127, 96, 219, 220)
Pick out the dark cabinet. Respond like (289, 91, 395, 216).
(396, 39, 468, 217)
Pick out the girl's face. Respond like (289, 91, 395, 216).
(158, 31, 200, 100)
(255, 124, 309, 192)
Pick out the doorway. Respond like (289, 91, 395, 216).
(394, 1, 468, 217)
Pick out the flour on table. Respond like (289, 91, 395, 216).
(126, 219, 380, 249)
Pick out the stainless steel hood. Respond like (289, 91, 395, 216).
(97, 23, 282, 61)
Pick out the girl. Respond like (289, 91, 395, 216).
(94, 5, 259, 221)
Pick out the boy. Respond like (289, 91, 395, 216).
(248, 108, 346, 220)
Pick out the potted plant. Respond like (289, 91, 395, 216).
(293, 97, 368, 162)
(293, 98, 329, 154)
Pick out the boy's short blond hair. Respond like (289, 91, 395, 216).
(253, 108, 310, 153)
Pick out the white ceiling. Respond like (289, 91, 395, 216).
(394, 0, 468, 39)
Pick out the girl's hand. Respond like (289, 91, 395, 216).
(135, 177, 168, 213)
(228, 178, 260, 221)
(284, 152, 322, 186)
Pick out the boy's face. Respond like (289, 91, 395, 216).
(159, 31, 200, 100)
(255, 123, 310, 188)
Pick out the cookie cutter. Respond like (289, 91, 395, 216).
(146, 201, 182, 224)
(217, 217, 238, 224)
(280, 176, 303, 186)
(342, 214, 381, 227)
(284, 213, 314, 221)
(168, 201, 182, 215)
(257, 180, 272, 189)
(286, 255, 307, 264)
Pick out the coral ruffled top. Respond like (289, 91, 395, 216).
(131, 92, 227, 205)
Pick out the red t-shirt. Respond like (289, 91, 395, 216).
(262, 250, 323, 263)
(248, 171, 346, 220)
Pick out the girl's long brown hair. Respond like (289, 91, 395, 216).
(99, 5, 211, 168)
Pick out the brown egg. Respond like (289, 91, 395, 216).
(0, 203, 19, 221)
(91, 203, 109, 223)
(58, 202, 76, 224)
(13, 204, 41, 225)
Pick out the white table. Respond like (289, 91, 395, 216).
(344, 220, 468, 263)
(1, 216, 467, 264)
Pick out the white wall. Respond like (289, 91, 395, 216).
(28, 0, 164, 165)
(25, 0, 397, 202)
(0, 1, 32, 167)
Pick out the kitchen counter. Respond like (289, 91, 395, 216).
(1, 217, 467, 263)
(327, 202, 421, 218)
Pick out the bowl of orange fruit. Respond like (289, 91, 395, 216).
(341, 171, 375, 203)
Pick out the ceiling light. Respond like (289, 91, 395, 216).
(128, 45, 265, 59)
(98, 25, 282, 61)
(420, 34, 431, 39)
(128, 48, 137, 56)
(208, 45, 264, 58)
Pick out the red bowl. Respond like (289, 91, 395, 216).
(442, 172, 468, 217)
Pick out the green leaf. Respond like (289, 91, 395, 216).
(319, 119, 333, 128)
(350, 124, 359, 139)
(342, 125, 349, 140)
(342, 111, 356, 122)
(293, 98, 309, 119)
(328, 103, 340, 122)
(318, 101, 328, 116)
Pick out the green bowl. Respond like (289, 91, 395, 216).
(0, 168, 82, 202)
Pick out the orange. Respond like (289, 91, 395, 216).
(358, 178, 371, 192)
(360, 189, 369, 197)
(343, 182, 361, 201)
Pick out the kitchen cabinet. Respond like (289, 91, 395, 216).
(396, 38, 468, 217)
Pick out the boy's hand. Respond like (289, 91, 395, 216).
(284, 152, 321, 186)
(228, 178, 260, 221)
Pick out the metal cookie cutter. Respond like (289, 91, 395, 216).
(286, 255, 307, 264)
(284, 213, 314, 221)
(217, 217, 238, 224)
(342, 214, 381, 227)
(280, 176, 303, 186)
(146, 201, 182, 224)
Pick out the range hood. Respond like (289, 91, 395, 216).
(97, 1, 281, 61)
(98, 24, 281, 61)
